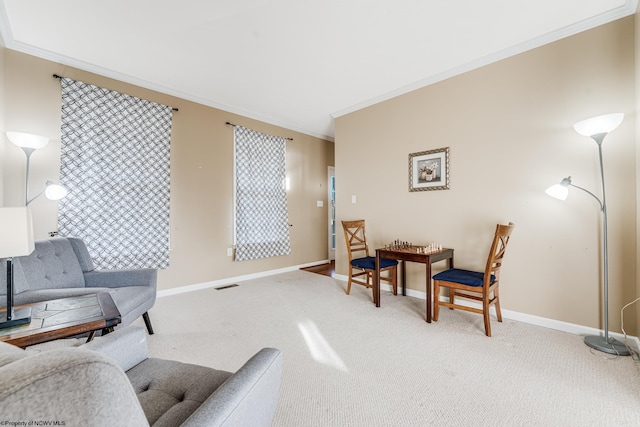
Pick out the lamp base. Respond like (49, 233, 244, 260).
(0, 307, 32, 329)
(584, 335, 631, 356)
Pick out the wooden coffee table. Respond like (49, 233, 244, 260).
(0, 293, 121, 348)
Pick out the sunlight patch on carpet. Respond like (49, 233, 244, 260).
(298, 320, 348, 372)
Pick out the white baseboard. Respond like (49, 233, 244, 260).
(157, 260, 329, 298)
(333, 273, 640, 349)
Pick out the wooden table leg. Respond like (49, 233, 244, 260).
(374, 251, 381, 307)
(425, 262, 432, 323)
(401, 260, 406, 296)
(86, 330, 97, 343)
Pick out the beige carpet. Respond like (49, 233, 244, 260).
(133, 270, 640, 426)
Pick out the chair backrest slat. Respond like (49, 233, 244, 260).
(342, 220, 369, 262)
(484, 222, 515, 287)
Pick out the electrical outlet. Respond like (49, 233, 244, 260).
(317, 200, 323, 207)
(351, 195, 357, 204)
(227, 248, 233, 257)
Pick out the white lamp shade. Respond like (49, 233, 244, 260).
(545, 183, 569, 200)
(44, 181, 68, 200)
(6, 131, 49, 150)
(573, 113, 624, 137)
(0, 208, 35, 258)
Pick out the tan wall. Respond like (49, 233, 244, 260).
(636, 11, 640, 336)
(1, 49, 335, 291)
(335, 17, 637, 334)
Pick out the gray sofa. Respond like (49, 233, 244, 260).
(0, 237, 157, 333)
(0, 326, 283, 426)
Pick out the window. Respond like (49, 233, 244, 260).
(233, 125, 291, 261)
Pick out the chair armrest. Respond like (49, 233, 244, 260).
(84, 268, 157, 289)
(82, 326, 149, 371)
(0, 347, 149, 425)
(181, 348, 283, 427)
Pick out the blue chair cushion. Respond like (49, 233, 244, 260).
(433, 268, 495, 287)
(351, 256, 398, 270)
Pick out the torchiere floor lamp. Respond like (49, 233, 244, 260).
(546, 112, 629, 356)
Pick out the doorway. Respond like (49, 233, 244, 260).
(328, 166, 335, 261)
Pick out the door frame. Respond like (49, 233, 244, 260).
(328, 166, 335, 261)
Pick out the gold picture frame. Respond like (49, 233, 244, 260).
(408, 147, 450, 192)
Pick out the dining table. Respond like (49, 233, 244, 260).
(374, 245, 454, 322)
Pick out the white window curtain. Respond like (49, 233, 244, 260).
(58, 77, 173, 269)
(234, 125, 291, 261)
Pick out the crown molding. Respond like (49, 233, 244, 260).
(2, 1, 634, 142)
(332, 0, 639, 119)
(0, 36, 335, 143)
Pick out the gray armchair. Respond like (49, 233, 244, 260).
(0, 327, 283, 426)
(0, 237, 157, 333)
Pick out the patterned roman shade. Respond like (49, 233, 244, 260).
(234, 126, 291, 261)
(58, 77, 172, 269)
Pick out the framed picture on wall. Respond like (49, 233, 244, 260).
(408, 147, 450, 192)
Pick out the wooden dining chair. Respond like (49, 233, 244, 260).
(341, 219, 398, 297)
(432, 222, 515, 337)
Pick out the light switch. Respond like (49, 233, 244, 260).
(317, 200, 324, 207)
(351, 195, 357, 204)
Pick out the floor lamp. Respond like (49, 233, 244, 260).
(545, 112, 629, 356)
(0, 207, 35, 329)
(6, 132, 68, 206)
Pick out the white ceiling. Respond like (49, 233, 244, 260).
(0, 1, 637, 141)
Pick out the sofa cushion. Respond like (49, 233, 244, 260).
(13, 288, 111, 305)
(127, 358, 232, 427)
(12, 238, 85, 293)
(108, 286, 156, 326)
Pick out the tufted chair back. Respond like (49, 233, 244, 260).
(7, 238, 86, 294)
